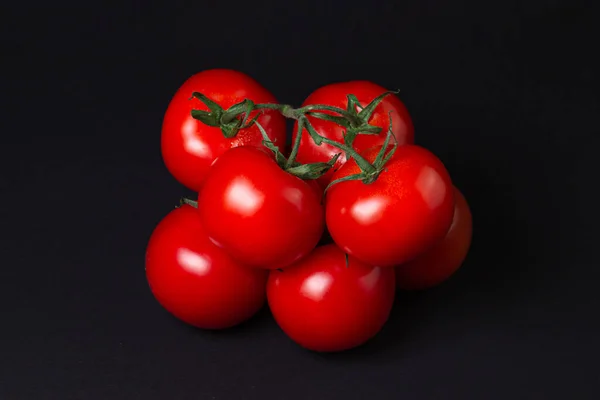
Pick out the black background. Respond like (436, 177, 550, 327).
(2, 0, 599, 398)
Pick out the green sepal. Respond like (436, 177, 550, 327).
(285, 153, 341, 180)
(340, 90, 399, 146)
(324, 173, 365, 193)
(306, 112, 351, 128)
(190, 109, 220, 127)
(255, 120, 288, 167)
(302, 117, 324, 146)
(373, 112, 399, 168)
(356, 90, 399, 121)
(241, 112, 260, 129)
(346, 94, 361, 113)
(191, 93, 259, 138)
(190, 92, 223, 113)
(221, 99, 255, 125)
(220, 121, 243, 139)
(239, 100, 257, 127)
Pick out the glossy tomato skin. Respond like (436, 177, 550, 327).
(326, 144, 455, 268)
(161, 69, 286, 192)
(291, 81, 414, 187)
(145, 204, 268, 329)
(267, 244, 395, 352)
(198, 146, 324, 270)
(395, 187, 472, 290)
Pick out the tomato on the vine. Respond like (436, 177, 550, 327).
(161, 69, 286, 192)
(395, 187, 472, 290)
(145, 204, 268, 329)
(267, 244, 395, 352)
(291, 81, 414, 187)
(326, 144, 455, 268)
(197, 146, 324, 270)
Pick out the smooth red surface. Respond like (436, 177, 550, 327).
(291, 81, 414, 187)
(267, 244, 395, 352)
(145, 205, 268, 329)
(395, 187, 472, 290)
(161, 69, 286, 192)
(198, 146, 324, 270)
(326, 144, 455, 267)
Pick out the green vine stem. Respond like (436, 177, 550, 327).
(254, 120, 340, 180)
(255, 103, 361, 125)
(180, 197, 198, 208)
(285, 117, 304, 169)
(299, 115, 378, 175)
(327, 115, 398, 190)
(189, 90, 400, 184)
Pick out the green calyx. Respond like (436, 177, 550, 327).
(188, 90, 401, 183)
(324, 114, 399, 192)
(254, 120, 340, 180)
(190, 92, 259, 139)
(305, 90, 399, 147)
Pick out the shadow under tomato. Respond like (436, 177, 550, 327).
(308, 156, 535, 362)
(304, 290, 431, 362)
(171, 303, 273, 337)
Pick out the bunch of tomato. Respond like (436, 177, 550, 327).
(145, 69, 473, 352)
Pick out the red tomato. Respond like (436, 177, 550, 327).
(145, 204, 268, 329)
(395, 187, 472, 290)
(161, 69, 287, 192)
(291, 81, 414, 187)
(326, 144, 455, 267)
(197, 146, 324, 270)
(267, 244, 395, 352)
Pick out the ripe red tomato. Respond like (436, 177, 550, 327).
(267, 244, 395, 352)
(145, 204, 268, 329)
(326, 144, 455, 267)
(197, 146, 324, 270)
(161, 69, 287, 192)
(395, 187, 472, 290)
(291, 81, 414, 187)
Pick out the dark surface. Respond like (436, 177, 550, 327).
(2, 1, 599, 399)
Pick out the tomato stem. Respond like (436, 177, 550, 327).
(252, 92, 400, 178)
(190, 91, 400, 184)
(297, 104, 360, 123)
(299, 116, 377, 174)
(253, 103, 284, 111)
(323, 120, 398, 192)
(319, 136, 377, 174)
(254, 103, 359, 122)
(179, 197, 198, 208)
(285, 117, 304, 169)
(255, 120, 339, 180)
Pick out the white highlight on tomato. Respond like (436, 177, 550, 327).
(259, 114, 271, 126)
(301, 272, 333, 302)
(359, 267, 381, 292)
(225, 177, 265, 216)
(177, 248, 210, 276)
(415, 166, 446, 210)
(282, 187, 304, 212)
(350, 196, 386, 224)
(182, 118, 212, 158)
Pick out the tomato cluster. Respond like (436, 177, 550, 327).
(146, 69, 473, 352)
